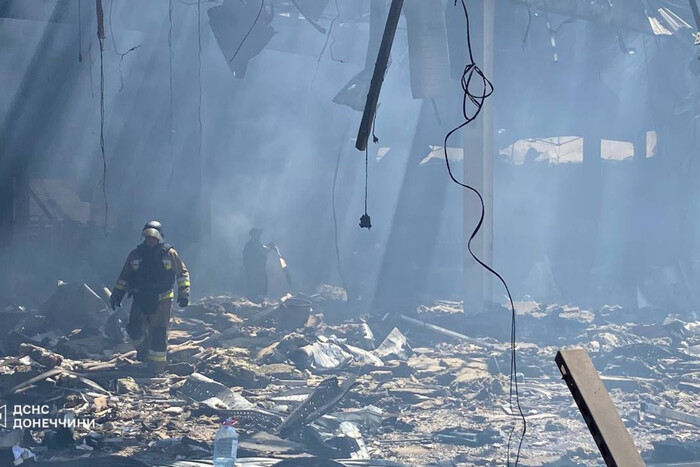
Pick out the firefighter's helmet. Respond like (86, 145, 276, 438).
(142, 220, 164, 242)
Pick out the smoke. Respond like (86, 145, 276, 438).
(1, 0, 698, 312)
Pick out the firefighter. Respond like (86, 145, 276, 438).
(109, 221, 190, 375)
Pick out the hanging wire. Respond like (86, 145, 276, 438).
(328, 0, 343, 63)
(444, 1, 525, 464)
(198, 0, 203, 186)
(167, 0, 176, 186)
(317, 0, 341, 62)
(521, 7, 532, 51)
(364, 146, 368, 214)
(359, 111, 379, 230)
(100, 48, 107, 233)
(109, 0, 142, 92)
(78, 0, 83, 62)
(97, 0, 108, 232)
(88, 41, 95, 99)
(306, 0, 342, 102)
(332, 136, 348, 295)
(228, 0, 265, 64)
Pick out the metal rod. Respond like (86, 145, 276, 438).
(398, 314, 501, 350)
(355, 0, 404, 152)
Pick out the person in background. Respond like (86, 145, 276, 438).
(109, 221, 190, 375)
(243, 227, 274, 303)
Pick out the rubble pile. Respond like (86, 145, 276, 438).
(2, 284, 700, 465)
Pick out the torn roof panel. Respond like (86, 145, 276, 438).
(500, 137, 640, 165)
(419, 145, 463, 166)
(513, 0, 694, 36)
(500, 137, 583, 165)
(656, 6, 693, 32)
(647, 14, 674, 35)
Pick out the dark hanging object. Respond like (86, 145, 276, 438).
(359, 213, 371, 229)
(355, 0, 404, 152)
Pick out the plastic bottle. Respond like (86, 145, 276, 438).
(213, 419, 238, 467)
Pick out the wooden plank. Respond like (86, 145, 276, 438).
(641, 402, 700, 427)
(556, 348, 645, 466)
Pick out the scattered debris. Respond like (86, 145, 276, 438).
(641, 402, 700, 427)
(2, 292, 700, 465)
(373, 328, 411, 361)
(279, 376, 358, 436)
(11, 446, 36, 465)
(40, 281, 107, 333)
(177, 372, 254, 410)
(399, 314, 500, 350)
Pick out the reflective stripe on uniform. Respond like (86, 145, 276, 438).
(128, 334, 145, 346)
(114, 279, 128, 291)
(177, 277, 190, 287)
(158, 290, 174, 301)
(130, 259, 141, 270)
(148, 351, 167, 362)
(162, 259, 172, 270)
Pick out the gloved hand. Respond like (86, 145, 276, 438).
(178, 297, 189, 308)
(109, 294, 122, 310)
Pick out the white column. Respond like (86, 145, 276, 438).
(463, 0, 494, 314)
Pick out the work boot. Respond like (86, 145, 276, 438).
(126, 324, 148, 361)
(136, 347, 149, 362)
(147, 359, 166, 376)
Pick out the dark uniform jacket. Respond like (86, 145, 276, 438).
(112, 243, 190, 313)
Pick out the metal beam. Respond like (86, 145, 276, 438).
(555, 348, 646, 466)
(355, 0, 404, 152)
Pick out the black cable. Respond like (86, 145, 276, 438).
(521, 7, 532, 51)
(88, 41, 95, 99)
(444, 1, 525, 465)
(359, 103, 376, 229)
(99, 28, 108, 233)
(228, 0, 264, 64)
(168, 0, 175, 187)
(332, 139, 348, 295)
(78, 0, 83, 62)
(541, 0, 576, 61)
(198, 0, 202, 183)
(109, 0, 141, 92)
(551, 16, 576, 35)
(317, 0, 341, 62)
(364, 146, 368, 215)
(306, 0, 341, 102)
(328, 0, 343, 63)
